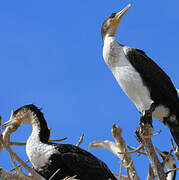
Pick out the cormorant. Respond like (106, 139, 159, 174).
(102, 4, 179, 146)
(3, 104, 116, 180)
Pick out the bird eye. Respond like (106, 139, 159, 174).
(110, 13, 116, 18)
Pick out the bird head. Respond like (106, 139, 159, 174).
(101, 4, 131, 42)
(2, 104, 41, 128)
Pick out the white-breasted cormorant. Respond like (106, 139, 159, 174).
(3, 104, 116, 180)
(102, 4, 179, 146)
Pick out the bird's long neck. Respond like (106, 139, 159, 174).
(103, 34, 116, 44)
(25, 112, 53, 171)
(30, 117, 50, 143)
(20, 108, 50, 143)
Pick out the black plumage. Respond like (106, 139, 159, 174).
(125, 48, 179, 114)
(125, 48, 179, 145)
(37, 143, 116, 180)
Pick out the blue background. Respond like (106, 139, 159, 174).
(0, 0, 178, 179)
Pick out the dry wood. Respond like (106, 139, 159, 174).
(89, 124, 140, 180)
(135, 122, 166, 180)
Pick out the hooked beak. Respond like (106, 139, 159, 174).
(2, 119, 15, 129)
(112, 4, 131, 25)
(2, 110, 20, 129)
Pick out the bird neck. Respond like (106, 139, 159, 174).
(30, 120, 49, 143)
(26, 118, 54, 171)
(30, 116, 50, 143)
(103, 34, 116, 43)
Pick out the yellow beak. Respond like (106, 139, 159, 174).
(112, 4, 131, 25)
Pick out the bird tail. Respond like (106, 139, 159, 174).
(169, 123, 179, 147)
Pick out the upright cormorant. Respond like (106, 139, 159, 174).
(102, 4, 179, 146)
(3, 104, 116, 180)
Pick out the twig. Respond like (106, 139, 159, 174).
(113, 173, 128, 180)
(127, 146, 146, 156)
(155, 148, 173, 168)
(146, 165, 155, 180)
(135, 121, 166, 180)
(170, 138, 179, 159)
(144, 130, 162, 138)
(76, 133, 84, 147)
(49, 168, 61, 180)
(166, 167, 179, 175)
(9, 142, 26, 146)
(63, 175, 79, 180)
(119, 156, 124, 179)
(10, 160, 30, 172)
(171, 138, 176, 150)
(49, 137, 68, 142)
(9, 137, 68, 147)
(118, 145, 143, 154)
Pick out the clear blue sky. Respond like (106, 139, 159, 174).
(0, 0, 179, 179)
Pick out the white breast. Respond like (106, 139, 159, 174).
(26, 130, 58, 170)
(103, 37, 153, 114)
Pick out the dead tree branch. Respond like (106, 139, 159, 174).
(89, 124, 140, 180)
(135, 121, 166, 180)
(76, 133, 84, 147)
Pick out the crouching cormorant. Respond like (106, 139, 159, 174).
(3, 104, 116, 180)
(102, 4, 179, 146)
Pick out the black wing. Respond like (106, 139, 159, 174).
(125, 47, 179, 116)
(55, 143, 116, 180)
(43, 143, 116, 180)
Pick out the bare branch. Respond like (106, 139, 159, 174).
(89, 124, 140, 180)
(9, 142, 26, 146)
(166, 167, 179, 175)
(10, 160, 30, 172)
(113, 173, 128, 180)
(155, 148, 173, 169)
(127, 146, 146, 156)
(63, 175, 79, 180)
(118, 145, 143, 155)
(146, 165, 155, 180)
(144, 130, 162, 138)
(49, 137, 68, 142)
(9, 137, 68, 147)
(119, 156, 124, 179)
(135, 122, 166, 180)
(76, 133, 84, 147)
(49, 168, 61, 180)
(170, 138, 179, 160)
